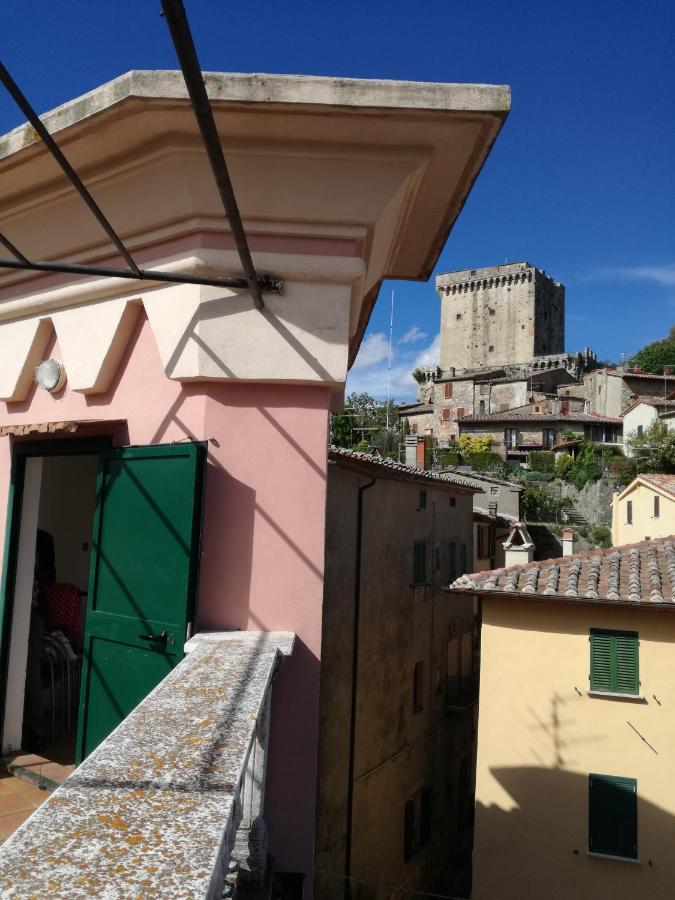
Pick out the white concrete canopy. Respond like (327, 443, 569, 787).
(0, 70, 510, 403)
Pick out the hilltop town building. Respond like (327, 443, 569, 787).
(401, 263, 598, 446)
(437, 262, 565, 372)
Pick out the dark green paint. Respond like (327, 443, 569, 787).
(589, 773, 638, 859)
(77, 442, 205, 761)
(590, 629, 639, 695)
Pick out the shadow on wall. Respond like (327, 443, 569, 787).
(474, 765, 674, 900)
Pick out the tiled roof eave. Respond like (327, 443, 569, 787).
(445, 585, 675, 611)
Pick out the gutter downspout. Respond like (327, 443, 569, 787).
(344, 475, 376, 900)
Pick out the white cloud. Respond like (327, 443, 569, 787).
(346, 332, 440, 402)
(591, 264, 675, 288)
(351, 332, 390, 369)
(411, 333, 440, 368)
(399, 325, 427, 345)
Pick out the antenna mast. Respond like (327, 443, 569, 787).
(386, 289, 395, 429)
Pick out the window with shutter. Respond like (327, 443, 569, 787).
(654, 494, 660, 518)
(449, 541, 457, 581)
(626, 500, 633, 525)
(444, 382, 453, 399)
(590, 629, 639, 695)
(413, 541, 426, 586)
(589, 774, 637, 859)
(442, 407, 451, 421)
(413, 661, 424, 713)
(456, 407, 465, 419)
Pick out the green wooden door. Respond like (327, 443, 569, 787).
(76, 443, 205, 761)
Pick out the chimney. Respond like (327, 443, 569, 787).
(488, 500, 498, 517)
(404, 435, 418, 469)
(562, 528, 575, 556)
(503, 523, 535, 566)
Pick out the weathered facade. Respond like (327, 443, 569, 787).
(458, 405, 622, 461)
(451, 538, 675, 900)
(316, 448, 478, 899)
(436, 262, 564, 371)
(563, 369, 675, 419)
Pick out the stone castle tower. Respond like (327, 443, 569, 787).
(436, 261, 564, 372)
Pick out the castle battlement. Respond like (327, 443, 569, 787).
(436, 260, 564, 371)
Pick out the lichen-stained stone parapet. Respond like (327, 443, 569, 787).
(0, 631, 294, 899)
(51, 298, 141, 394)
(0, 317, 52, 402)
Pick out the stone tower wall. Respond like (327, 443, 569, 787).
(436, 262, 564, 372)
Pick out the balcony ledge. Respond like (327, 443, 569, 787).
(0, 630, 294, 898)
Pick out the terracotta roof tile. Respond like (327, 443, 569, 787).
(448, 536, 675, 607)
(328, 445, 477, 491)
(637, 473, 675, 497)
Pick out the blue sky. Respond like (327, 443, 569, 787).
(1, 1, 673, 402)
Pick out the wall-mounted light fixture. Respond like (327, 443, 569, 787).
(34, 359, 66, 393)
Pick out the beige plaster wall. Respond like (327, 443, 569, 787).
(474, 596, 675, 900)
(612, 482, 675, 545)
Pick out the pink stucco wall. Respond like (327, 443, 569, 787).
(0, 312, 329, 883)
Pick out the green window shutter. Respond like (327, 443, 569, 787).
(590, 630, 612, 692)
(413, 541, 426, 586)
(615, 632, 639, 694)
(590, 629, 638, 695)
(589, 774, 637, 859)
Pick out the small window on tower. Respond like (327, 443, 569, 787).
(488, 346, 495, 353)
(456, 313, 462, 321)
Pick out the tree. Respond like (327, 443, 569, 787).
(329, 392, 402, 456)
(458, 434, 493, 454)
(629, 325, 675, 375)
(627, 421, 675, 473)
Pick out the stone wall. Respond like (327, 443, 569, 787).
(436, 262, 564, 372)
(550, 477, 617, 526)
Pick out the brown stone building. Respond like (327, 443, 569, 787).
(316, 448, 479, 899)
(457, 406, 622, 462)
(436, 262, 565, 371)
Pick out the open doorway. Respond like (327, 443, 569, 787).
(3, 452, 98, 777)
(1, 439, 205, 783)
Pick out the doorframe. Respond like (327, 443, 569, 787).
(0, 437, 112, 750)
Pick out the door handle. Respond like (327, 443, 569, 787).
(139, 629, 168, 646)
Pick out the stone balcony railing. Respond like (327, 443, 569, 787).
(0, 630, 294, 899)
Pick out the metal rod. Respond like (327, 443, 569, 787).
(0, 256, 283, 293)
(0, 231, 31, 265)
(161, 0, 265, 310)
(0, 61, 142, 277)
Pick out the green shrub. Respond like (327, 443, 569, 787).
(589, 525, 612, 549)
(521, 484, 567, 521)
(468, 451, 503, 472)
(573, 462, 603, 490)
(436, 449, 461, 468)
(608, 456, 637, 485)
(554, 454, 575, 481)
(528, 451, 555, 473)
(522, 470, 555, 482)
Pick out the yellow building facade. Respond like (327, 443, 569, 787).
(612, 473, 675, 545)
(451, 538, 675, 900)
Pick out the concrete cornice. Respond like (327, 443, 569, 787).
(0, 70, 510, 161)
